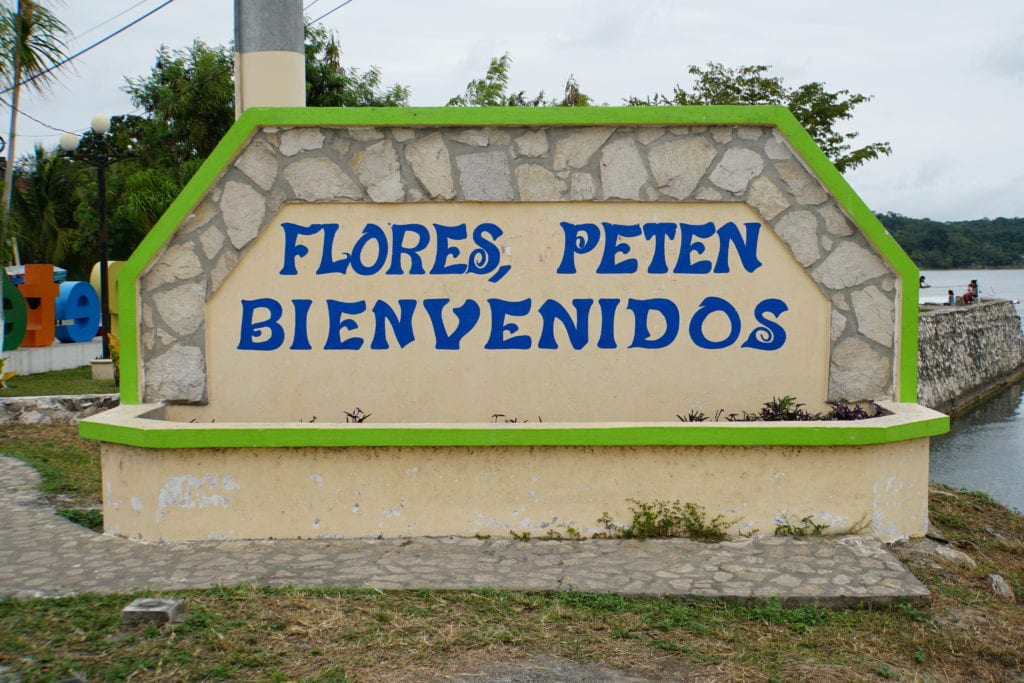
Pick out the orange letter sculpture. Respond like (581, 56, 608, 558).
(17, 264, 59, 347)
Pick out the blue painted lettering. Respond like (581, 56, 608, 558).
(485, 298, 532, 350)
(538, 299, 592, 350)
(325, 300, 366, 350)
(642, 223, 676, 274)
(596, 298, 620, 349)
(597, 223, 642, 274)
(430, 224, 469, 275)
(689, 296, 742, 350)
(673, 222, 716, 274)
(468, 223, 510, 283)
(290, 299, 314, 350)
(741, 298, 788, 350)
(424, 298, 480, 350)
(370, 299, 417, 349)
(387, 224, 430, 275)
(557, 222, 601, 274)
(627, 298, 680, 349)
(280, 222, 322, 275)
(714, 222, 762, 273)
(238, 298, 285, 350)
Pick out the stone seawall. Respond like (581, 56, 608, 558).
(918, 299, 1024, 414)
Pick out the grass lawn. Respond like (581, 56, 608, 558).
(0, 425, 1023, 681)
(0, 366, 117, 397)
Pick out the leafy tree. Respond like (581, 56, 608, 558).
(305, 24, 409, 107)
(448, 53, 590, 107)
(448, 53, 542, 107)
(122, 40, 235, 170)
(628, 62, 891, 172)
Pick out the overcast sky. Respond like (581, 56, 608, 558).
(9, 0, 1024, 221)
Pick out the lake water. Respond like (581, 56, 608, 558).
(922, 268, 1024, 513)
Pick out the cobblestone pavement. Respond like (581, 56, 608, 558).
(0, 456, 929, 606)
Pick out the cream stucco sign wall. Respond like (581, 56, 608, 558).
(206, 201, 829, 422)
(81, 107, 947, 542)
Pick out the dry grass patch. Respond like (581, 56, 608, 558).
(2, 573, 1022, 681)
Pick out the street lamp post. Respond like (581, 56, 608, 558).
(60, 114, 120, 360)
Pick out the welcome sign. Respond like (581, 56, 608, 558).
(206, 201, 829, 423)
(84, 109, 943, 544)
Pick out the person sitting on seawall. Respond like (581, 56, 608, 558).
(919, 275, 931, 288)
(963, 279, 979, 304)
(945, 289, 955, 306)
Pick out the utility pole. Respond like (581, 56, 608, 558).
(234, 0, 305, 118)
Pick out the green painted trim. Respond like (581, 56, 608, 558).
(117, 117, 262, 404)
(241, 104, 800, 128)
(79, 412, 948, 450)
(763, 114, 920, 402)
(118, 105, 919, 407)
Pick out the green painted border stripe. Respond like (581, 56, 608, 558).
(765, 114, 920, 402)
(79, 413, 948, 449)
(117, 105, 919, 405)
(117, 116, 260, 403)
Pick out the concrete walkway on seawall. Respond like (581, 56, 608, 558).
(0, 456, 929, 607)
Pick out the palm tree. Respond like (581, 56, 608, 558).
(0, 0, 70, 264)
(10, 144, 81, 271)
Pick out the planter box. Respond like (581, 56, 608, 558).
(81, 402, 947, 543)
(91, 359, 115, 381)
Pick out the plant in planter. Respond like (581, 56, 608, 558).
(677, 396, 886, 423)
(0, 357, 15, 389)
(107, 334, 120, 386)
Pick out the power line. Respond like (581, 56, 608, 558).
(0, 96, 73, 135)
(308, 0, 356, 25)
(11, 0, 360, 144)
(0, 1, 174, 140)
(304, 0, 324, 10)
(71, 0, 158, 45)
(0, 0, 178, 96)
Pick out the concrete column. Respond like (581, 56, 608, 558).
(234, 0, 305, 117)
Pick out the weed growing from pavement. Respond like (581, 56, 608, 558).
(599, 500, 735, 541)
(774, 515, 831, 537)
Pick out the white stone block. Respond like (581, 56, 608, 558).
(648, 137, 717, 199)
(553, 127, 613, 170)
(404, 133, 454, 199)
(515, 164, 566, 201)
(456, 151, 513, 201)
(774, 210, 821, 266)
(278, 128, 325, 156)
(710, 148, 764, 193)
(234, 139, 278, 190)
(352, 140, 404, 202)
(600, 138, 647, 200)
(284, 158, 362, 202)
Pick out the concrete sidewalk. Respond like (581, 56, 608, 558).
(0, 456, 929, 606)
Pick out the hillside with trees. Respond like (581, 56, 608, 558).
(877, 213, 1024, 269)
